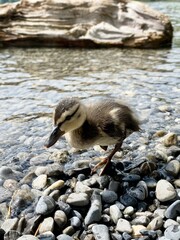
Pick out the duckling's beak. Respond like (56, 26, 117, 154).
(44, 126, 65, 148)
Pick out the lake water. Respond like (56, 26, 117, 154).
(0, 0, 179, 170)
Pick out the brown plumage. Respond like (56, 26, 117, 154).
(45, 98, 140, 175)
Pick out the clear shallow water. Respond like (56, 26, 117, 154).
(0, 1, 179, 168)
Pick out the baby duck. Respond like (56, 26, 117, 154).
(45, 98, 140, 175)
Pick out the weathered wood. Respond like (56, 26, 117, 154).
(0, 0, 173, 48)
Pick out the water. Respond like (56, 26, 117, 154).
(0, 1, 179, 168)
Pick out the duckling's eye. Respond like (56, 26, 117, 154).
(65, 115, 72, 121)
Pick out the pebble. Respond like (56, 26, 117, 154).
(120, 193, 138, 207)
(32, 174, 47, 190)
(92, 224, 110, 240)
(165, 160, 180, 177)
(164, 219, 179, 228)
(43, 180, 64, 196)
(38, 231, 55, 240)
(70, 216, 81, 228)
(1, 218, 18, 233)
(123, 206, 134, 216)
(17, 235, 39, 240)
(164, 225, 180, 240)
(3, 179, 18, 192)
(116, 218, 132, 233)
(155, 179, 177, 202)
(165, 200, 180, 219)
(74, 181, 93, 195)
(101, 190, 118, 204)
(147, 216, 163, 230)
(161, 132, 178, 147)
(66, 192, 89, 206)
(132, 225, 147, 238)
(54, 210, 67, 228)
(35, 196, 56, 215)
(131, 215, 150, 226)
(56, 234, 73, 240)
(84, 191, 102, 226)
(110, 204, 122, 224)
(38, 217, 54, 234)
(0, 186, 12, 203)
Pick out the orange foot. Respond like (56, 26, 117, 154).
(91, 158, 111, 176)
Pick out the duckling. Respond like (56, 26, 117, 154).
(45, 97, 140, 175)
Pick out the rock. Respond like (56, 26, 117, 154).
(84, 191, 102, 225)
(70, 216, 81, 228)
(74, 181, 93, 195)
(54, 210, 67, 228)
(165, 160, 180, 177)
(17, 235, 39, 240)
(110, 204, 122, 224)
(164, 219, 179, 228)
(92, 224, 110, 240)
(57, 234, 73, 240)
(123, 206, 134, 216)
(0, 186, 12, 203)
(39, 217, 54, 234)
(116, 218, 132, 233)
(43, 180, 64, 196)
(62, 226, 75, 236)
(23, 215, 42, 235)
(174, 179, 180, 188)
(32, 174, 47, 190)
(38, 231, 55, 240)
(3, 179, 18, 192)
(155, 179, 176, 202)
(132, 225, 146, 238)
(0, 0, 173, 48)
(161, 132, 178, 147)
(131, 216, 150, 226)
(120, 193, 138, 207)
(0, 166, 14, 179)
(35, 196, 56, 215)
(111, 233, 122, 240)
(108, 180, 120, 193)
(147, 216, 163, 230)
(4, 230, 21, 240)
(101, 190, 118, 204)
(1, 218, 18, 233)
(164, 225, 180, 240)
(57, 201, 71, 216)
(66, 192, 89, 206)
(165, 200, 180, 219)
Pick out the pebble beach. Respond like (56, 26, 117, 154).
(0, 129, 179, 240)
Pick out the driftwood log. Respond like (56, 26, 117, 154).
(0, 0, 173, 48)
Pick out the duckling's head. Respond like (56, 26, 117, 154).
(45, 98, 86, 148)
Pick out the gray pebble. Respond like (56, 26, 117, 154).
(35, 196, 56, 215)
(92, 224, 110, 240)
(101, 190, 118, 204)
(164, 225, 180, 240)
(0, 186, 12, 203)
(110, 204, 122, 224)
(70, 216, 81, 228)
(17, 235, 39, 240)
(156, 179, 176, 202)
(57, 201, 71, 216)
(111, 233, 122, 240)
(54, 210, 67, 228)
(165, 160, 180, 177)
(84, 191, 102, 225)
(38, 231, 55, 240)
(165, 200, 180, 219)
(56, 234, 73, 240)
(66, 192, 89, 206)
(1, 218, 18, 233)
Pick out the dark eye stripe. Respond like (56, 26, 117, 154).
(58, 105, 80, 127)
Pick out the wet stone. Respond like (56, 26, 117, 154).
(92, 224, 110, 240)
(156, 179, 177, 202)
(128, 185, 147, 201)
(35, 196, 56, 215)
(70, 216, 81, 228)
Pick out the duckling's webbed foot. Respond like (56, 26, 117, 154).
(91, 157, 111, 176)
(91, 142, 123, 175)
